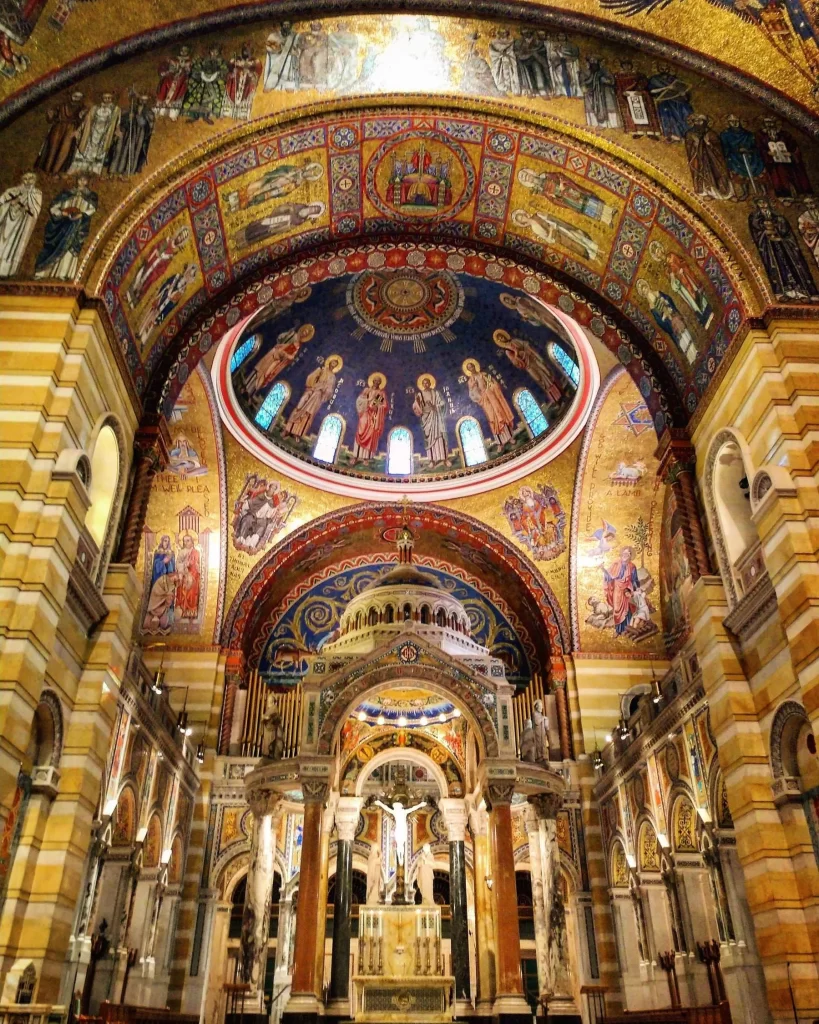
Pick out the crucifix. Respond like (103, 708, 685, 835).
(374, 796, 426, 904)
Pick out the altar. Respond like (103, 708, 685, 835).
(353, 905, 454, 1022)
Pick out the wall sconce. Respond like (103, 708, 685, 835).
(485, 876, 494, 891)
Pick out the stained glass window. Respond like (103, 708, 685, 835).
(548, 341, 580, 387)
(231, 334, 259, 372)
(515, 389, 548, 438)
(387, 427, 413, 476)
(313, 414, 344, 464)
(458, 417, 487, 466)
(255, 382, 289, 430)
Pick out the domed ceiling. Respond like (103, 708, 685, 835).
(214, 266, 598, 496)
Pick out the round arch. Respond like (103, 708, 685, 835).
(83, 100, 756, 433)
(350, 746, 450, 798)
(84, 414, 129, 584)
(222, 501, 571, 659)
(318, 667, 500, 759)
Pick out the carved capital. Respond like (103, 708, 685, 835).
(302, 779, 329, 805)
(528, 792, 561, 819)
(657, 434, 696, 484)
(247, 786, 284, 821)
(133, 418, 172, 473)
(438, 797, 468, 843)
(334, 796, 363, 842)
(485, 781, 515, 808)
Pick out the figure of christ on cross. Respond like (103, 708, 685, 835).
(373, 799, 426, 866)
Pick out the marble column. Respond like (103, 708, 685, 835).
(242, 786, 284, 1012)
(440, 798, 470, 1005)
(525, 808, 549, 1013)
(486, 783, 530, 1024)
(328, 797, 362, 1017)
(469, 804, 496, 1015)
(287, 781, 328, 1020)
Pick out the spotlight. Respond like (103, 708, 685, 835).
(196, 743, 205, 764)
(439, 713, 446, 722)
(453, 708, 461, 718)
(377, 715, 385, 726)
(358, 711, 367, 722)
(398, 715, 407, 727)
(419, 715, 428, 725)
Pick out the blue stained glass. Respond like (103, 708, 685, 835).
(313, 414, 344, 464)
(516, 388, 548, 438)
(231, 335, 258, 372)
(548, 341, 580, 387)
(255, 382, 289, 429)
(387, 427, 413, 476)
(458, 418, 487, 467)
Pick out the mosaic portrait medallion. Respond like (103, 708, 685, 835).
(365, 130, 476, 222)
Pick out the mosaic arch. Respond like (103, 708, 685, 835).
(221, 501, 571, 663)
(1, 5, 818, 141)
(214, 270, 598, 497)
(248, 555, 535, 685)
(71, 103, 764, 423)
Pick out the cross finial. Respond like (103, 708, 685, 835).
(397, 498, 414, 564)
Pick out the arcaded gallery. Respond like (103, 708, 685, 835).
(1, 3, 819, 1024)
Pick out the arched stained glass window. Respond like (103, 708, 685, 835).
(458, 417, 487, 467)
(548, 341, 580, 387)
(231, 334, 259, 372)
(514, 389, 548, 438)
(313, 414, 344, 464)
(387, 427, 413, 476)
(255, 382, 289, 430)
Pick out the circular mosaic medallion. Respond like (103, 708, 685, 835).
(365, 130, 476, 222)
(346, 267, 464, 342)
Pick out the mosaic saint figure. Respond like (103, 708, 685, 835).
(614, 60, 660, 138)
(143, 534, 176, 633)
(0, 173, 41, 277)
(34, 91, 87, 175)
(107, 91, 155, 176)
(125, 226, 190, 310)
(684, 114, 733, 200)
(581, 57, 620, 129)
(34, 176, 97, 281)
(224, 161, 323, 213)
(412, 374, 448, 467)
(352, 373, 388, 462)
(493, 329, 562, 403)
(232, 201, 325, 249)
(499, 291, 565, 334)
(464, 358, 516, 448)
(665, 252, 713, 328)
(183, 46, 228, 123)
(515, 29, 552, 97)
(512, 208, 600, 262)
(222, 44, 262, 120)
(547, 33, 582, 97)
(263, 26, 298, 92)
(136, 263, 198, 347)
(155, 46, 193, 119)
(233, 476, 295, 553)
(797, 195, 819, 270)
(517, 167, 616, 225)
(461, 31, 502, 96)
(749, 198, 819, 301)
(69, 92, 120, 175)
(488, 28, 520, 94)
(636, 279, 697, 365)
(174, 534, 200, 620)
(244, 324, 315, 399)
(601, 545, 641, 635)
(720, 115, 765, 199)
(756, 117, 812, 201)
(291, 21, 357, 90)
(646, 65, 693, 141)
(283, 356, 341, 438)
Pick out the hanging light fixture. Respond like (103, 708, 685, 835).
(196, 742, 205, 765)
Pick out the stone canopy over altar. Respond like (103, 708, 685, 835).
(237, 528, 569, 1024)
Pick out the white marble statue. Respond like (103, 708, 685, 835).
(417, 843, 435, 905)
(374, 798, 426, 866)
(533, 699, 549, 763)
(520, 717, 536, 762)
(366, 842, 383, 905)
